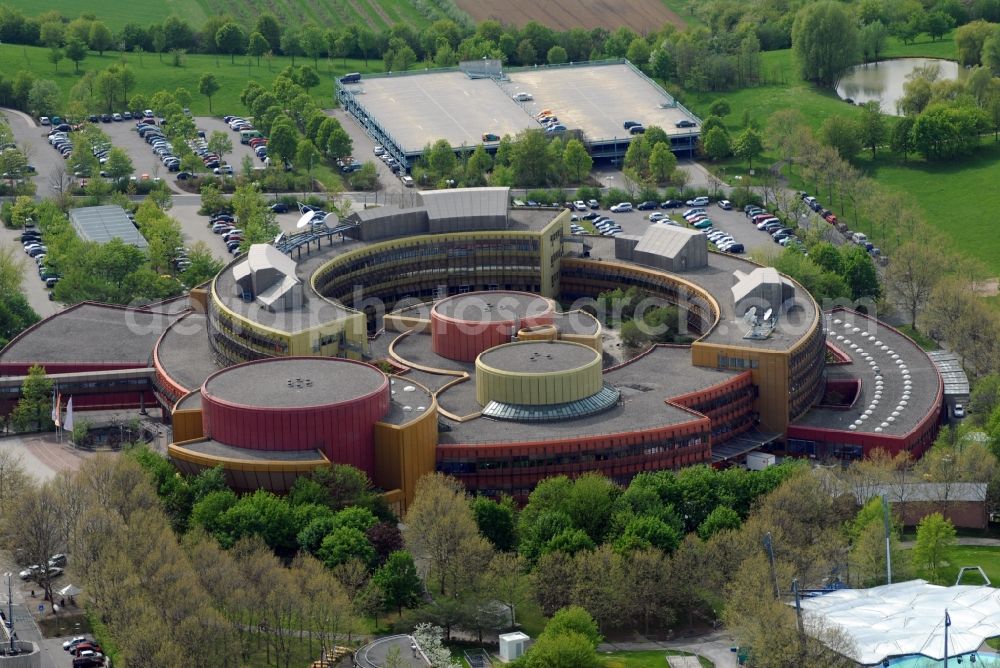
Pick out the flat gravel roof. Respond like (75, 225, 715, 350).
(385, 377, 434, 425)
(179, 439, 328, 462)
(434, 291, 552, 322)
(203, 358, 386, 408)
(69, 205, 148, 248)
(0, 302, 176, 366)
(156, 313, 218, 392)
(479, 341, 599, 374)
(352, 71, 537, 154)
(507, 63, 699, 143)
(432, 343, 740, 444)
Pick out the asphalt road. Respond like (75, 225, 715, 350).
(1, 109, 67, 200)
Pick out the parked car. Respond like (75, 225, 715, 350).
(676, 119, 697, 128)
(628, 125, 645, 135)
(954, 403, 966, 418)
(482, 133, 501, 142)
(39, 116, 50, 126)
(610, 202, 633, 213)
(636, 201, 658, 211)
(269, 202, 289, 213)
(63, 636, 88, 651)
(18, 565, 41, 580)
(587, 199, 600, 209)
(623, 120, 641, 129)
(686, 196, 710, 207)
(718, 199, 732, 210)
(660, 199, 683, 209)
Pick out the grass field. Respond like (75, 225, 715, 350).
(912, 545, 1000, 585)
(0, 43, 397, 117)
(684, 33, 1000, 276)
(2, 0, 443, 32)
(601, 649, 714, 668)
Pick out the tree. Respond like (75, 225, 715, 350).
(404, 473, 493, 596)
(104, 147, 133, 183)
(925, 11, 955, 42)
(884, 240, 948, 327)
(709, 99, 732, 117)
(857, 101, 887, 159)
(956, 20, 995, 67)
(281, 29, 303, 66)
(649, 142, 677, 183)
(318, 526, 376, 568)
(88, 21, 113, 55)
(299, 24, 325, 69)
(424, 138, 458, 182)
(207, 131, 232, 165)
(523, 631, 600, 668)
(297, 66, 320, 93)
(215, 22, 247, 64)
(296, 139, 321, 182)
(198, 73, 220, 113)
(373, 550, 422, 614)
(247, 32, 270, 67)
(820, 115, 861, 160)
(254, 14, 282, 56)
(732, 127, 764, 170)
(6, 479, 65, 602)
(65, 38, 87, 73)
(472, 496, 517, 551)
(547, 45, 568, 65)
(544, 606, 603, 648)
(562, 139, 592, 183)
(698, 505, 742, 539)
(791, 1, 859, 86)
(47, 47, 63, 73)
(913, 512, 956, 582)
(10, 365, 53, 432)
(268, 120, 298, 167)
(701, 126, 731, 161)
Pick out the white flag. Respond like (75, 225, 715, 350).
(63, 397, 74, 432)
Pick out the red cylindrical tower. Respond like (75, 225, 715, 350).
(200, 357, 389, 475)
(430, 291, 556, 362)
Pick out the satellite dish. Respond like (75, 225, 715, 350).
(322, 212, 338, 227)
(763, 308, 773, 321)
(274, 233, 284, 245)
(297, 202, 312, 214)
(746, 306, 757, 318)
(296, 211, 314, 229)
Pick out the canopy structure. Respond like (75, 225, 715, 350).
(799, 580, 1000, 665)
(56, 584, 82, 597)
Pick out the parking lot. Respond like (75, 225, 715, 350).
(2, 111, 266, 198)
(567, 198, 797, 261)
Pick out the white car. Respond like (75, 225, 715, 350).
(718, 199, 732, 210)
(63, 636, 87, 651)
(648, 212, 666, 222)
(573, 200, 588, 211)
(610, 202, 633, 213)
(686, 196, 710, 207)
(954, 403, 965, 418)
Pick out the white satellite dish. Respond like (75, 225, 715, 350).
(296, 211, 314, 229)
(274, 232, 284, 245)
(322, 212, 338, 227)
(763, 308, 773, 322)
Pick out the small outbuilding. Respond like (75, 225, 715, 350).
(498, 632, 530, 663)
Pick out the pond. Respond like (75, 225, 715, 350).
(835, 57, 964, 115)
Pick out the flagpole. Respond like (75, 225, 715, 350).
(944, 608, 950, 667)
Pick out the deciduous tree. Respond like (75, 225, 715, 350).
(913, 512, 956, 581)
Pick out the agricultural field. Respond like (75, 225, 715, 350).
(0, 0, 207, 32)
(0, 43, 389, 116)
(1, 0, 451, 32)
(453, 0, 685, 32)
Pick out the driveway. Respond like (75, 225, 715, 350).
(2, 108, 67, 200)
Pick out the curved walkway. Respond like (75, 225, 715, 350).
(355, 634, 429, 668)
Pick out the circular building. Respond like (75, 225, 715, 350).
(431, 291, 556, 362)
(475, 340, 619, 420)
(200, 357, 390, 476)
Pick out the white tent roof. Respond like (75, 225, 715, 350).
(799, 580, 1000, 665)
(57, 583, 82, 597)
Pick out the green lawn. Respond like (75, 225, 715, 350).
(683, 33, 1000, 276)
(859, 140, 1000, 273)
(601, 649, 714, 668)
(3, 0, 441, 32)
(895, 324, 939, 351)
(913, 545, 1000, 585)
(1, 0, 207, 32)
(1, 43, 398, 117)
